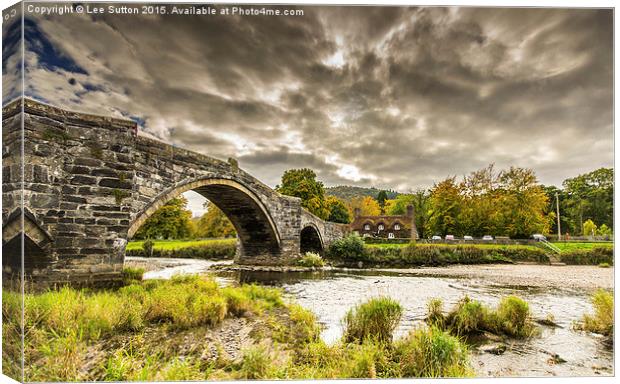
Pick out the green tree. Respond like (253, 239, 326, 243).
(327, 196, 351, 224)
(376, 190, 388, 213)
(386, 191, 429, 238)
(135, 197, 193, 240)
(563, 168, 613, 234)
(276, 168, 329, 219)
(196, 201, 236, 238)
(583, 219, 597, 237)
(598, 224, 612, 236)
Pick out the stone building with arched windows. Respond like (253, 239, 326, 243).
(349, 205, 418, 239)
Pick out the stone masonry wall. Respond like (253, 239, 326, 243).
(2, 98, 347, 285)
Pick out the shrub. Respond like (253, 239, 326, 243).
(577, 289, 613, 336)
(297, 252, 325, 267)
(560, 247, 613, 265)
(394, 326, 472, 377)
(343, 297, 403, 344)
(328, 233, 366, 260)
(142, 239, 154, 257)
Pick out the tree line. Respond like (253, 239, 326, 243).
(133, 165, 613, 240)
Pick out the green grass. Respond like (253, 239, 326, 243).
(368, 241, 613, 253)
(394, 326, 473, 377)
(430, 295, 538, 338)
(574, 289, 613, 337)
(126, 238, 236, 251)
(551, 242, 613, 252)
(3, 286, 475, 381)
(343, 296, 403, 344)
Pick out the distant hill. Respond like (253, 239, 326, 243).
(325, 185, 400, 201)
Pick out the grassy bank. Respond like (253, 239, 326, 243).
(2, 276, 476, 381)
(126, 239, 236, 259)
(328, 234, 613, 267)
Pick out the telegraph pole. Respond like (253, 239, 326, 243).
(556, 192, 561, 240)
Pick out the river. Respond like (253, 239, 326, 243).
(125, 256, 614, 377)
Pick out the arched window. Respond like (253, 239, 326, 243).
(394, 224, 401, 230)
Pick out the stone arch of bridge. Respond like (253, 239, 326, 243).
(299, 223, 324, 255)
(128, 177, 281, 258)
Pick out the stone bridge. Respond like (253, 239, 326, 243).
(2, 98, 348, 285)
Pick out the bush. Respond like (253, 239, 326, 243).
(343, 297, 403, 344)
(297, 252, 325, 267)
(142, 239, 154, 257)
(337, 244, 548, 267)
(576, 289, 613, 336)
(393, 326, 472, 377)
(328, 233, 366, 260)
(560, 247, 613, 265)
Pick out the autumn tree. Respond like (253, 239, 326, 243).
(134, 197, 193, 240)
(426, 177, 463, 236)
(348, 196, 381, 217)
(494, 167, 550, 238)
(276, 168, 329, 219)
(195, 201, 236, 238)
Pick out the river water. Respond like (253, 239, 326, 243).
(125, 257, 614, 377)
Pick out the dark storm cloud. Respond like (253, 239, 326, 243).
(12, 4, 613, 196)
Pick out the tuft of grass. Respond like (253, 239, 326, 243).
(445, 296, 488, 336)
(576, 289, 613, 337)
(297, 252, 325, 267)
(491, 296, 536, 337)
(426, 298, 445, 327)
(122, 267, 145, 283)
(598, 262, 611, 268)
(238, 345, 284, 379)
(393, 326, 473, 378)
(432, 295, 537, 338)
(343, 296, 403, 344)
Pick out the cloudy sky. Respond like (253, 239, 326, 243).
(3, 4, 613, 215)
